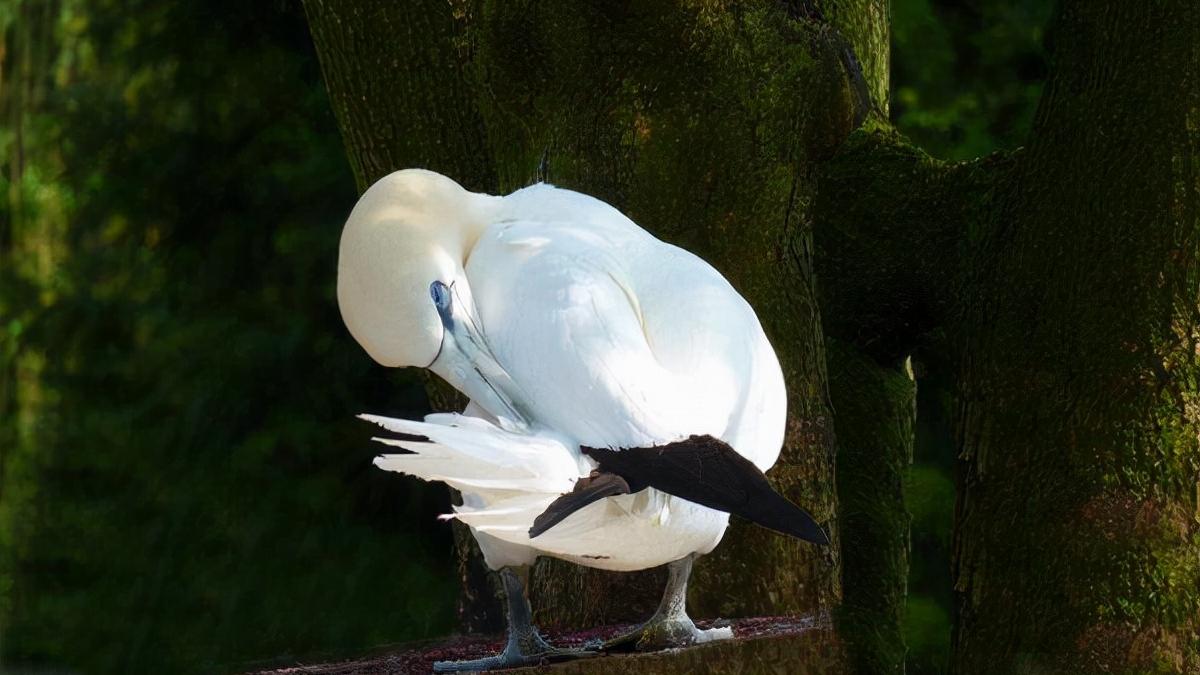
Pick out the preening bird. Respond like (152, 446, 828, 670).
(337, 169, 828, 672)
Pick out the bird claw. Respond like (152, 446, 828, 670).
(433, 641, 596, 672)
(593, 618, 733, 653)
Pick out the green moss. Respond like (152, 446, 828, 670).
(820, 0, 892, 113)
(906, 465, 953, 546)
(827, 340, 914, 674)
(948, 2, 1200, 671)
(813, 126, 1015, 360)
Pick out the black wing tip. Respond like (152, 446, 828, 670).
(807, 524, 832, 546)
(756, 508, 831, 546)
(585, 435, 835, 546)
(790, 509, 831, 546)
(528, 509, 559, 535)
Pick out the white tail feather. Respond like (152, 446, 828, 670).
(364, 412, 585, 533)
(363, 412, 714, 571)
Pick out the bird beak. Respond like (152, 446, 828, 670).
(428, 280, 530, 432)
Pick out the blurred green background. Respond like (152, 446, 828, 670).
(0, 1, 1051, 673)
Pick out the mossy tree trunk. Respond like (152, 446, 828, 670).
(815, 1, 1200, 671)
(949, 2, 1200, 672)
(304, 0, 891, 661)
(813, 123, 1010, 672)
(823, 341, 913, 673)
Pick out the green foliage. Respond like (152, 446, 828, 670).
(906, 466, 953, 548)
(892, 0, 1053, 160)
(903, 595, 951, 671)
(0, 2, 454, 673)
(904, 363, 957, 675)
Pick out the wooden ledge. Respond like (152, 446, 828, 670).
(247, 615, 841, 674)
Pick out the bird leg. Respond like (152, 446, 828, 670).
(595, 554, 733, 652)
(433, 566, 594, 673)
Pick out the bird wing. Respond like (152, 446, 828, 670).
(466, 218, 735, 451)
(466, 184, 784, 468)
(451, 183, 797, 541)
(581, 436, 829, 545)
(528, 471, 632, 538)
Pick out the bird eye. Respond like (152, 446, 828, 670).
(430, 280, 453, 311)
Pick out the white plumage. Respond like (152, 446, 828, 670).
(346, 175, 785, 573)
(336, 169, 795, 666)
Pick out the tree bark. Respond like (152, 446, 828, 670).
(811, 121, 1016, 672)
(305, 0, 884, 656)
(949, 2, 1200, 672)
(824, 340, 912, 674)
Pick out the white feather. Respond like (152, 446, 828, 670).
(364, 413, 584, 497)
(362, 180, 787, 572)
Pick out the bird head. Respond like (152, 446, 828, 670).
(337, 169, 498, 368)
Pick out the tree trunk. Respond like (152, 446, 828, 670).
(825, 341, 912, 674)
(811, 121, 1014, 672)
(305, 0, 886, 656)
(949, 2, 1200, 672)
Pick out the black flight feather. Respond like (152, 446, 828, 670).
(529, 472, 631, 538)
(529, 434, 830, 545)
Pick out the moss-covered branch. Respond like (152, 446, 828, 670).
(248, 617, 840, 674)
(814, 126, 1015, 362)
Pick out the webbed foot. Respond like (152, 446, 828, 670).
(593, 617, 732, 653)
(434, 566, 597, 671)
(433, 634, 594, 672)
(587, 554, 733, 653)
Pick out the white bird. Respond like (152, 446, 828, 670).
(337, 169, 826, 672)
